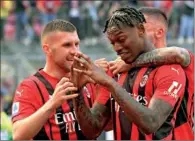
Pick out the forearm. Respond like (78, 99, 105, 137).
(131, 47, 190, 68)
(105, 78, 157, 134)
(13, 100, 54, 140)
(73, 93, 105, 139)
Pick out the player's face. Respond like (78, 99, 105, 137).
(107, 26, 144, 64)
(49, 31, 80, 72)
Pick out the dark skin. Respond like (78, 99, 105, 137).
(109, 47, 191, 75)
(72, 25, 180, 139)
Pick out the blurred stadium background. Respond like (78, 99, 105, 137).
(1, 0, 194, 140)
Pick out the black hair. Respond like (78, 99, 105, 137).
(138, 7, 168, 28)
(103, 7, 146, 33)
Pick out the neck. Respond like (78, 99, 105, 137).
(143, 38, 155, 52)
(155, 38, 167, 48)
(43, 59, 70, 80)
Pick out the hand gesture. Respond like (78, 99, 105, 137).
(71, 53, 95, 89)
(50, 77, 78, 110)
(72, 52, 110, 86)
(94, 58, 109, 72)
(109, 58, 132, 75)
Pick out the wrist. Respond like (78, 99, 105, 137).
(43, 99, 56, 114)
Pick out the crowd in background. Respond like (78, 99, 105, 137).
(1, 0, 194, 45)
(0, 0, 194, 140)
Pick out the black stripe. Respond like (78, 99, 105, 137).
(32, 80, 51, 140)
(111, 75, 119, 139)
(67, 98, 87, 139)
(175, 77, 189, 127)
(152, 99, 179, 140)
(119, 68, 141, 140)
(34, 72, 69, 140)
(137, 67, 155, 140)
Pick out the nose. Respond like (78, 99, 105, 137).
(70, 45, 79, 55)
(113, 42, 122, 53)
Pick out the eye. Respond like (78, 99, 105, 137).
(119, 38, 125, 43)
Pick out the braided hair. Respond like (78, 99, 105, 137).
(103, 7, 146, 33)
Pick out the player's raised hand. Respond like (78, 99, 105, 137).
(50, 77, 78, 110)
(95, 58, 109, 72)
(73, 52, 109, 85)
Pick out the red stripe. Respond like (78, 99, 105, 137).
(131, 68, 147, 140)
(116, 105, 121, 140)
(174, 122, 194, 140)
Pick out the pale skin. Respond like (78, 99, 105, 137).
(12, 31, 111, 140)
(12, 31, 80, 140)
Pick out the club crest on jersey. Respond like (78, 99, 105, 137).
(140, 75, 149, 87)
(12, 102, 19, 115)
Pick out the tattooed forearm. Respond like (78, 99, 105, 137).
(105, 77, 172, 134)
(131, 47, 190, 68)
(73, 91, 110, 139)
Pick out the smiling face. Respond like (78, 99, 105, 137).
(107, 25, 145, 64)
(43, 31, 80, 72)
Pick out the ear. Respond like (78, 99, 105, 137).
(42, 44, 52, 56)
(155, 28, 165, 39)
(137, 23, 145, 37)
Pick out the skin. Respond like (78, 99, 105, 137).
(72, 24, 184, 139)
(12, 31, 80, 140)
(109, 13, 191, 75)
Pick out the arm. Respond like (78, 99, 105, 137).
(104, 65, 186, 134)
(131, 47, 190, 68)
(73, 92, 111, 139)
(109, 47, 190, 75)
(73, 53, 186, 134)
(12, 77, 78, 140)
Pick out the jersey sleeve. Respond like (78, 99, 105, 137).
(12, 78, 38, 123)
(94, 85, 111, 105)
(153, 64, 186, 107)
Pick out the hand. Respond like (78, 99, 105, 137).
(71, 54, 95, 89)
(109, 59, 132, 75)
(94, 58, 109, 72)
(72, 52, 111, 86)
(49, 77, 78, 110)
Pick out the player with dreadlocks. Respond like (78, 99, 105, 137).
(72, 7, 188, 140)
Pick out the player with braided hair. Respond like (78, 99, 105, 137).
(72, 7, 188, 140)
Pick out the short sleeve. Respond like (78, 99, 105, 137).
(95, 85, 111, 105)
(153, 64, 186, 107)
(12, 79, 38, 123)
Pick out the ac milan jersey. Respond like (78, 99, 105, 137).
(173, 50, 194, 140)
(12, 69, 96, 140)
(97, 64, 192, 140)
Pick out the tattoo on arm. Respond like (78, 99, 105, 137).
(73, 91, 110, 139)
(131, 47, 190, 68)
(106, 79, 173, 134)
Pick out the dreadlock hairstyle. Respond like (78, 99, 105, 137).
(103, 7, 146, 33)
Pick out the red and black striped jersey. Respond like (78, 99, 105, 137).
(97, 64, 192, 140)
(12, 69, 96, 140)
(173, 50, 194, 140)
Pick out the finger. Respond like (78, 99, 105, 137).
(73, 68, 91, 76)
(57, 82, 74, 92)
(110, 65, 117, 72)
(77, 52, 91, 63)
(62, 94, 78, 100)
(64, 87, 78, 95)
(74, 56, 90, 69)
(113, 68, 120, 75)
(57, 77, 70, 86)
(108, 61, 116, 67)
(95, 58, 106, 61)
